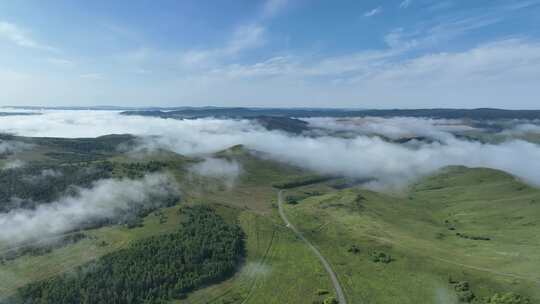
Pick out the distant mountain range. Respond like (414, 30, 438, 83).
(3, 106, 540, 120)
(120, 107, 540, 120)
(0, 112, 41, 116)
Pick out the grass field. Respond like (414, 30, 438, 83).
(284, 166, 540, 303)
(177, 146, 307, 214)
(178, 210, 335, 304)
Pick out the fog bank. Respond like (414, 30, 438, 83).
(190, 158, 242, 189)
(1, 111, 540, 188)
(0, 173, 178, 245)
(304, 117, 476, 141)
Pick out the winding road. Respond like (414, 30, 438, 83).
(277, 190, 347, 304)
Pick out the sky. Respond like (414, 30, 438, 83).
(0, 0, 539, 108)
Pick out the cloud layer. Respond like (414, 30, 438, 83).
(1, 111, 539, 190)
(189, 157, 242, 189)
(0, 173, 178, 245)
(0, 21, 56, 52)
(0, 140, 32, 155)
(304, 117, 476, 141)
(1, 8, 540, 108)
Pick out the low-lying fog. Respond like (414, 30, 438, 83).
(304, 117, 477, 141)
(189, 157, 242, 189)
(1, 110, 539, 190)
(0, 173, 178, 245)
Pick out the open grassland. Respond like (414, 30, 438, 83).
(284, 166, 540, 303)
(178, 210, 334, 304)
(177, 146, 307, 214)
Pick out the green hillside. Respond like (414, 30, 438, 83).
(283, 166, 540, 303)
(1, 139, 539, 303)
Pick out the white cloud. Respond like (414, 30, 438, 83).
(1, 159, 25, 170)
(178, 24, 266, 68)
(227, 24, 266, 54)
(22, 169, 63, 184)
(262, 0, 289, 18)
(0, 140, 32, 154)
(0, 173, 178, 245)
(428, 1, 454, 11)
(500, 0, 540, 11)
(1, 0, 538, 109)
(502, 123, 540, 136)
(305, 117, 476, 141)
(212, 16, 506, 81)
(176, 0, 279, 68)
(190, 157, 242, 189)
(0, 140, 32, 170)
(2, 111, 540, 190)
(0, 13, 538, 109)
(0, 21, 57, 52)
(383, 16, 501, 50)
(359, 39, 540, 85)
(2, 38, 538, 108)
(400, 0, 412, 8)
(189, 38, 540, 108)
(219, 38, 540, 84)
(364, 7, 382, 17)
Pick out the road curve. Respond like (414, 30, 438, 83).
(277, 190, 348, 304)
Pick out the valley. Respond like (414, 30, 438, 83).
(0, 110, 539, 304)
(0, 135, 538, 303)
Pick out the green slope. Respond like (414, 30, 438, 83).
(2, 138, 539, 304)
(284, 166, 540, 303)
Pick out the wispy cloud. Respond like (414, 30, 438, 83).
(1, 0, 538, 108)
(262, 0, 289, 18)
(428, 1, 454, 11)
(0, 21, 57, 52)
(400, 0, 412, 9)
(215, 15, 505, 80)
(364, 7, 382, 17)
(383, 15, 502, 50)
(226, 24, 267, 54)
(178, 24, 266, 67)
(159, 37, 540, 108)
(501, 0, 540, 10)
(175, 0, 287, 69)
(5, 36, 538, 108)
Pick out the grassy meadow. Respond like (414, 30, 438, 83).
(284, 166, 540, 303)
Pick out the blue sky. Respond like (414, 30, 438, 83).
(1, 0, 539, 108)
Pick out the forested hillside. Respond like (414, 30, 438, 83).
(12, 206, 245, 304)
(0, 162, 113, 212)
